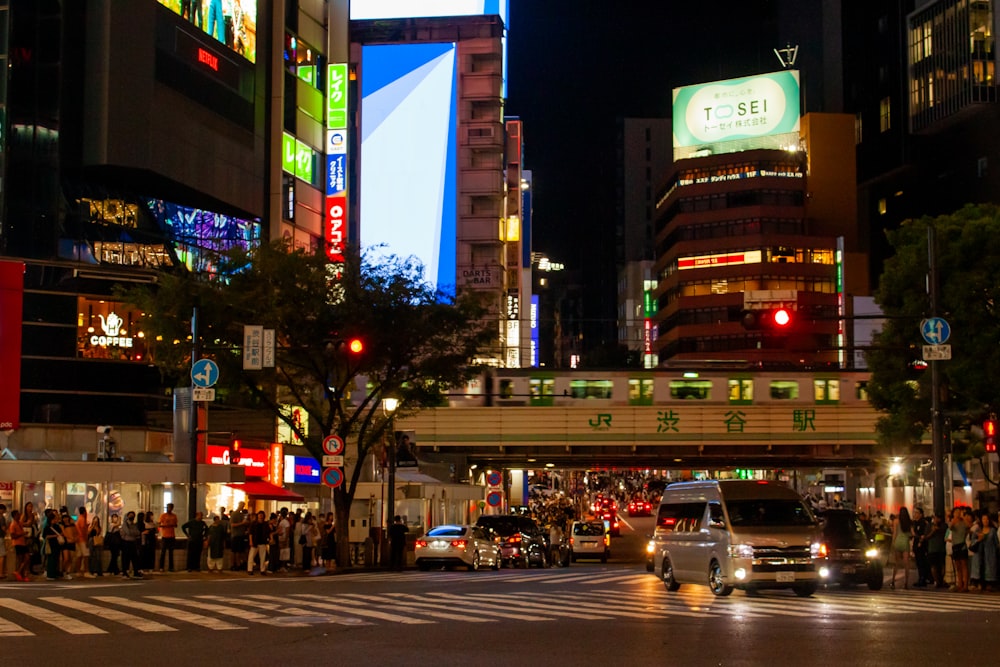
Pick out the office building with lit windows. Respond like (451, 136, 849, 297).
(650, 70, 869, 368)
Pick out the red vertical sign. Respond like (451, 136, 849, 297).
(0, 261, 24, 430)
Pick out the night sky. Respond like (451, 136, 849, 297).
(505, 1, 783, 341)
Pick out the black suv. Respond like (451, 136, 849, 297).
(476, 514, 548, 568)
(818, 509, 883, 590)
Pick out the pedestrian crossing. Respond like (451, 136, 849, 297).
(1, 581, 998, 637)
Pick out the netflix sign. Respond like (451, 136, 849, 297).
(0, 261, 24, 430)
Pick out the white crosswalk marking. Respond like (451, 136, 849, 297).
(92, 596, 244, 631)
(196, 594, 373, 625)
(40, 597, 177, 632)
(145, 595, 312, 627)
(258, 594, 433, 624)
(0, 598, 106, 634)
(4, 577, 1000, 638)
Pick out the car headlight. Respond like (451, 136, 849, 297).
(646, 540, 655, 555)
(810, 542, 823, 558)
(728, 543, 754, 559)
(865, 547, 879, 559)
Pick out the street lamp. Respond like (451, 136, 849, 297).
(382, 397, 399, 566)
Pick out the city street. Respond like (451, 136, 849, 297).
(1, 520, 995, 667)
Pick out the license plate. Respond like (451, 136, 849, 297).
(431, 541, 448, 550)
(841, 565, 855, 574)
(776, 572, 795, 583)
(582, 541, 597, 546)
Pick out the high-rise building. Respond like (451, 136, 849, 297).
(349, 3, 519, 365)
(0, 0, 355, 516)
(650, 70, 867, 367)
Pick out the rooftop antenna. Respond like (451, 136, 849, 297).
(774, 43, 799, 68)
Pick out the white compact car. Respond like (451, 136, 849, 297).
(415, 524, 502, 571)
(569, 520, 610, 563)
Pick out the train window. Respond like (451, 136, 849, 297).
(770, 381, 800, 400)
(728, 378, 754, 404)
(569, 380, 613, 399)
(628, 378, 655, 405)
(529, 378, 555, 406)
(856, 381, 869, 402)
(814, 379, 840, 403)
(499, 379, 514, 399)
(669, 380, 711, 400)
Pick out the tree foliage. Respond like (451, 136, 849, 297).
(867, 204, 1000, 458)
(121, 241, 495, 564)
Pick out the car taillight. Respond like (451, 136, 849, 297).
(818, 543, 829, 558)
(506, 535, 521, 544)
(415, 540, 427, 549)
(451, 540, 468, 549)
(569, 537, 575, 546)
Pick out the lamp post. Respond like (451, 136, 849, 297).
(381, 397, 399, 567)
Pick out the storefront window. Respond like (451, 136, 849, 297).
(77, 298, 148, 361)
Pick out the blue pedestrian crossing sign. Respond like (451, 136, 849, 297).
(191, 359, 220, 388)
(920, 317, 951, 345)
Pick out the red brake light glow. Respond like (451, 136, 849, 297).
(451, 540, 468, 549)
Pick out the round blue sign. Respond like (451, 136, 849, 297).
(920, 317, 951, 345)
(486, 471, 502, 487)
(322, 467, 344, 489)
(486, 491, 503, 507)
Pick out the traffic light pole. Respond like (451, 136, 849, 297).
(928, 226, 945, 518)
(189, 305, 200, 521)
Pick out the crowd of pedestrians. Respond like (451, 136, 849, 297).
(862, 505, 1000, 592)
(0, 500, 340, 582)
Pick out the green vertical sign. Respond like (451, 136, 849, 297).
(327, 63, 348, 129)
(644, 290, 655, 318)
(282, 133, 296, 174)
(295, 140, 314, 184)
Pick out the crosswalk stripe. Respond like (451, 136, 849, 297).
(0, 598, 106, 634)
(145, 596, 312, 627)
(422, 592, 616, 620)
(92, 596, 244, 631)
(196, 595, 373, 625)
(585, 590, 818, 618)
(385, 593, 554, 622)
(257, 594, 433, 625)
(0, 613, 33, 637)
(540, 591, 735, 620)
(335, 593, 491, 623)
(40, 597, 176, 633)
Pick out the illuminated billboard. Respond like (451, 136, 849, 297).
(360, 43, 457, 294)
(673, 70, 800, 159)
(146, 199, 261, 274)
(157, 0, 258, 64)
(350, 0, 507, 22)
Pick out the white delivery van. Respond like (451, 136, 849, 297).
(652, 480, 828, 597)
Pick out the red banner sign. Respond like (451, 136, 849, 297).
(0, 261, 24, 431)
(325, 195, 346, 263)
(206, 445, 268, 477)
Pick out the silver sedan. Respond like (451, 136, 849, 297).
(414, 524, 502, 571)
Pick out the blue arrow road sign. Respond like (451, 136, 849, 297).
(191, 359, 220, 388)
(921, 317, 951, 345)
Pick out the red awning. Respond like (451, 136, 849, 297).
(225, 481, 305, 501)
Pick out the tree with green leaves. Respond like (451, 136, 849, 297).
(122, 240, 496, 567)
(867, 204, 1000, 461)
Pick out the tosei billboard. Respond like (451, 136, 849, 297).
(673, 70, 800, 158)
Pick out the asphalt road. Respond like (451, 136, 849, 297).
(1, 515, 994, 666)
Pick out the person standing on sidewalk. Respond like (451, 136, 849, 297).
(182, 511, 208, 572)
(229, 502, 249, 571)
(74, 507, 95, 578)
(105, 514, 122, 575)
(42, 509, 62, 580)
(8, 510, 31, 581)
(120, 511, 143, 579)
(911, 507, 931, 587)
(0, 504, 8, 580)
(87, 515, 104, 577)
(247, 511, 269, 575)
(158, 503, 179, 572)
(206, 515, 227, 572)
(388, 515, 408, 571)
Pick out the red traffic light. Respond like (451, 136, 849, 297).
(348, 338, 364, 354)
(772, 308, 792, 328)
(985, 419, 997, 453)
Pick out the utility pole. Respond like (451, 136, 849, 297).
(928, 226, 945, 517)
(188, 305, 200, 520)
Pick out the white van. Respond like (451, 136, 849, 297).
(652, 480, 828, 597)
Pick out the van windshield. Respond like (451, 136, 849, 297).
(726, 499, 814, 527)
